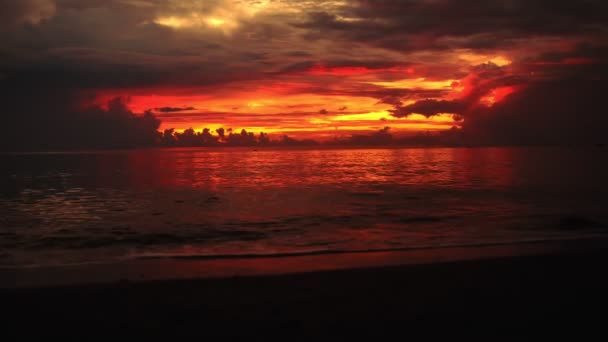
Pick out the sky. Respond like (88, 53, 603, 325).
(1, 0, 607, 148)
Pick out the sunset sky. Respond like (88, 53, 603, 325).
(1, 0, 607, 147)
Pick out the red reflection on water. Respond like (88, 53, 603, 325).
(7, 147, 608, 271)
(449, 147, 515, 189)
(81, 147, 520, 191)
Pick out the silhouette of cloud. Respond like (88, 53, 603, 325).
(343, 126, 393, 146)
(154, 107, 196, 113)
(391, 99, 467, 117)
(0, 90, 160, 151)
(464, 78, 608, 146)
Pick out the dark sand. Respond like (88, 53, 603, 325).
(4, 242, 608, 338)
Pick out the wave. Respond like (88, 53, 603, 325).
(129, 234, 608, 261)
(3, 234, 608, 270)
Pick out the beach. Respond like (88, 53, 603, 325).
(4, 240, 608, 338)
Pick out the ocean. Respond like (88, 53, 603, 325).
(2, 147, 607, 268)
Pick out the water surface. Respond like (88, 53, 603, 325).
(1, 147, 607, 267)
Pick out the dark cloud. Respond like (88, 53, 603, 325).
(391, 99, 467, 117)
(351, 0, 608, 35)
(435, 33, 518, 50)
(278, 59, 413, 75)
(0, 0, 56, 30)
(159, 127, 318, 147)
(331, 126, 393, 146)
(1, 47, 268, 92)
(0, 88, 160, 150)
(284, 51, 313, 58)
(154, 106, 196, 113)
(378, 96, 403, 107)
(0, 1, 275, 96)
(464, 78, 608, 146)
(295, 0, 608, 51)
(295, 84, 448, 103)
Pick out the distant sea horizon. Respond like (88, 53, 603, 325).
(2, 142, 606, 154)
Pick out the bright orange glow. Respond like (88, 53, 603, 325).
(368, 78, 457, 90)
(92, 88, 458, 139)
(480, 86, 517, 106)
(206, 17, 226, 26)
(458, 52, 512, 67)
(89, 47, 525, 141)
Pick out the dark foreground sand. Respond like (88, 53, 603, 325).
(4, 242, 608, 338)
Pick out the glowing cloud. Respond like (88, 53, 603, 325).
(154, 13, 239, 33)
(458, 52, 512, 67)
(3, 0, 607, 148)
(368, 78, 457, 90)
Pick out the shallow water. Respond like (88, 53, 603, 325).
(1, 147, 607, 267)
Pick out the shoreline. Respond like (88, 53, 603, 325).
(4, 236, 608, 289)
(2, 144, 601, 155)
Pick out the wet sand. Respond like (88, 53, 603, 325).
(3, 241, 608, 338)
